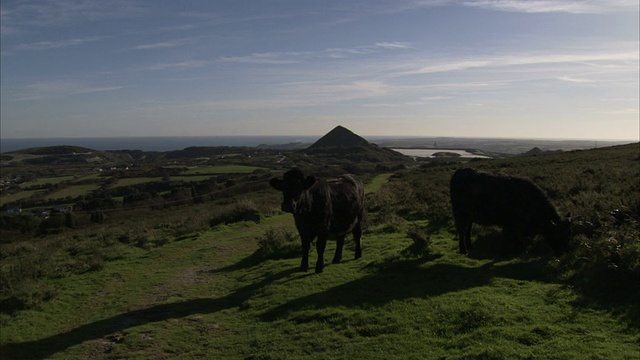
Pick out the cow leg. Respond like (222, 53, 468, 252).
(464, 223, 473, 253)
(353, 221, 363, 259)
(300, 236, 312, 272)
(315, 234, 328, 274)
(457, 217, 472, 254)
(332, 235, 345, 264)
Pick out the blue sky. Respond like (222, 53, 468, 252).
(1, 0, 638, 140)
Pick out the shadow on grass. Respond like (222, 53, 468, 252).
(261, 258, 551, 322)
(568, 267, 640, 329)
(0, 267, 298, 360)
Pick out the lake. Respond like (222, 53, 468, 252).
(392, 148, 490, 159)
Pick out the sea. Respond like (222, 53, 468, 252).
(0, 136, 321, 153)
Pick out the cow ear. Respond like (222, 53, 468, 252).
(303, 176, 316, 190)
(269, 178, 283, 191)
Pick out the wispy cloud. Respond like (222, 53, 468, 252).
(143, 60, 210, 71)
(9, 80, 123, 101)
(557, 76, 597, 83)
(1, 0, 142, 28)
(14, 36, 105, 51)
(134, 39, 192, 50)
(400, 50, 639, 76)
(463, 0, 638, 14)
(326, 42, 413, 58)
(217, 52, 306, 65)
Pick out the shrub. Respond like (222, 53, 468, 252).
(254, 227, 300, 261)
(210, 199, 261, 226)
(403, 225, 432, 257)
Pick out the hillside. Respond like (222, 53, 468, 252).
(1, 143, 638, 359)
(303, 125, 409, 163)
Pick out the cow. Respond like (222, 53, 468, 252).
(269, 168, 365, 273)
(450, 168, 570, 255)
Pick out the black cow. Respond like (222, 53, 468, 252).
(450, 168, 570, 255)
(270, 168, 365, 273)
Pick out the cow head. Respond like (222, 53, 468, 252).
(269, 168, 316, 213)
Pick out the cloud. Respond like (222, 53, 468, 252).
(407, 60, 492, 74)
(143, 60, 210, 71)
(217, 52, 305, 65)
(134, 39, 191, 50)
(399, 51, 639, 76)
(459, 0, 637, 14)
(8, 81, 123, 101)
(14, 36, 105, 51)
(326, 42, 413, 58)
(374, 42, 413, 49)
(1, 0, 142, 28)
(557, 76, 597, 83)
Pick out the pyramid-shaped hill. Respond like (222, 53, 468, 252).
(308, 125, 370, 149)
(304, 126, 409, 163)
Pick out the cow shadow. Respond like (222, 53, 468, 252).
(0, 267, 298, 360)
(261, 257, 551, 322)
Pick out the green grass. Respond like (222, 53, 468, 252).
(110, 177, 163, 188)
(44, 185, 101, 200)
(1, 214, 637, 359)
(181, 165, 266, 175)
(22, 176, 75, 188)
(0, 190, 46, 206)
(365, 173, 393, 194)
(1, 144, 638, 359)
(173, 175, 216, 182)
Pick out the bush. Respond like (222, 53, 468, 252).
(402, 225, 432, 257)
(254, 227, 300, 261)
(210, 199, 261, 226)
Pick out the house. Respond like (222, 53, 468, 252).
(56, 205, 73, 213)
(6, 203, 22, 214)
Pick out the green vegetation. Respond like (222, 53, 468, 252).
(44, 184, 101, 200)
(181, 165, 268, 175)
(0, 140, 638, 359)
(110, 177, 164, 188)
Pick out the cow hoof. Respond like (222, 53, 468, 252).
(332, 258, 341, 264)
(299, 266, 309, 272)
(315, 267, 324, 274)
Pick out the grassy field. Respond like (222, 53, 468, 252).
(181, 165, 267, 175)
(1, 214, 637, 359)
(1, 144, 638, 359)
(0, 190, 45, 206)
(44, 184, 102, 200)
(110, 177, 164, 188)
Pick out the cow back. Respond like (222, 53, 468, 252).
(295, 174, 365, 236)
(451, 168, 561, 233)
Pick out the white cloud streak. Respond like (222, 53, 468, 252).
(14, 36, 105, 51)
(9, 81, 123, 101)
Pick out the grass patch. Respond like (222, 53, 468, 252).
(0, 190, 46, 206)
(44, 185, 101, 200)
(110, 177, 163, 188)
(22, 176, 75, 188)
(365, 173, 393, 194)
(181, 165, 266, 175)
(1, 216, 637, 359)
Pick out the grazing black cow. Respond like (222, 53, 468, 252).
(450, 168, 570, 255)
(270, 168, 365, 273)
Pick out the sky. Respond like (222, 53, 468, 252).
(1, 0, 638, 141)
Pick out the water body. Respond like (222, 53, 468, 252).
(392, 148, 490, 159)
(0, 136, 320, 153)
